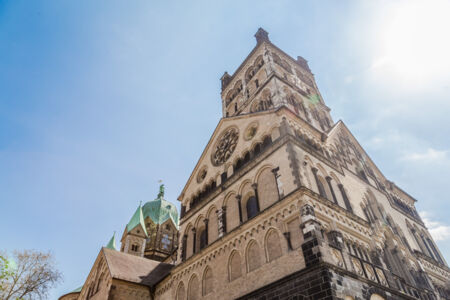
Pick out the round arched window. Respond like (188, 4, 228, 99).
(246, 196, 259, 219)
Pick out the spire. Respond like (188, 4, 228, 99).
(106, 232, 116, 250)
(126, 204, 148, 236)
(255, 27, 269, 44)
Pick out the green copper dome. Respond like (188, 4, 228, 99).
(142, 184, 179, 228)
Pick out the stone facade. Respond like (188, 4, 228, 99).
(60, 28, 450, 300)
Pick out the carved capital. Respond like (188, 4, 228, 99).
(300, 204, 315, 217)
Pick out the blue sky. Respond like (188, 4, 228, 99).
(1, 0, 449, 298)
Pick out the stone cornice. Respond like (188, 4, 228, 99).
(156, 188, 305, 296)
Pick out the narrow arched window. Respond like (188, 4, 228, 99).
(199, 229, 207, 250)
(265, 230, 282, 262)
(188, 275, 200, 300)
(246, 196, 259, 219)
(253, 143, 262, 156)
(229, 251, 242, 281)
(202, 267, 213, 296)
(235, 158, 243, 171)
(243, 152, 251, 164)
(315, 174, 327, 198)
(246, 241, 262, 272)
(176, 282, 186, 300)
(262, 136, 271, 149)
(427, 237, 443, 263)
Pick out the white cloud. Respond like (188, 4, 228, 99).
(401, 148, 448, 163)
(344, 75, 354, 84)
(420, 211, 450, 241)
(368, 0, 450, 90)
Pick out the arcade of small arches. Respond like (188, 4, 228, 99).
(406, 219, 445, 265)
(175, 228, 285, 300)
(223, 49, 319, 118)
(224, 54, 266, 116)
(181, 163, 281, 262)
(250, 89, 273, 113)
(183, 127, 281, 217)
(361, 186, 445, 267)
(185, 119, 367, 221)
(271, 51, 315, 91)
(301, 156, 354, 214)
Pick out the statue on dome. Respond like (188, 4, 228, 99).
(158, 183, 165, 199)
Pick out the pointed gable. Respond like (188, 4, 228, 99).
(178, 111, 284, 206)
(126, 204, 148, 236)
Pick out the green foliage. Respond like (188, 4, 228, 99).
(0, 255, 22, 300)
(0, 255, 13, 290)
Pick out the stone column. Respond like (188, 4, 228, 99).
(237, 195, 243, 224)
(192, 228, 197, 254)
(203, 219, 209, 246)
(217, 207, 227, 237)
(181, 234, 187, 262)
(272, 167, 282, 200)
(252, 183, 261, 212)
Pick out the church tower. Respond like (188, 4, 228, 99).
(221, 28, 332, 132)
(156, 28, 449, 300)
(63, 28, 450, 300)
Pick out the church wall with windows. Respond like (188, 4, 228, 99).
(160, 29, 450, 300)
(61, 28, 450, 300)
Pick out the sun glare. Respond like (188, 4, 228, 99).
(374, 0, 450, 88)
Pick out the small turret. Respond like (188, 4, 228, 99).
(221, 71, 232, 91)
(296, 55, 311, 73)
(255, 27, 269, 44)
(120, 204, 147, 257)
(106, 232, 117, 250)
